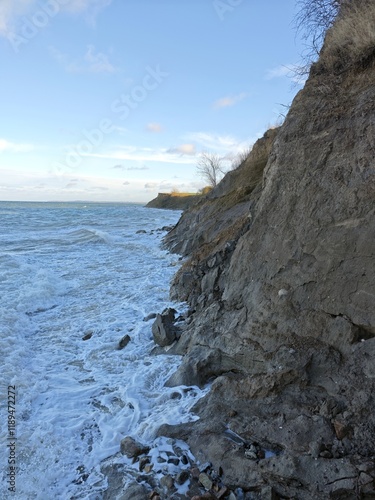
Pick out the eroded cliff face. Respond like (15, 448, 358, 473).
(159, 12, 375, 499)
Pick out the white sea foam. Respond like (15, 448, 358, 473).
(0, 202, 208, 499)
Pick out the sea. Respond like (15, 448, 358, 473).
(0, 201, 207, 499)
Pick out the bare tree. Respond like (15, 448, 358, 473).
(196, 152, 225, 188)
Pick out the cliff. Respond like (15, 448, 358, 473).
(146, 192, 202, 210)
(157, 3, 375, 498)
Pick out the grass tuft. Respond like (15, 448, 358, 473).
(321, 0, 375, 73)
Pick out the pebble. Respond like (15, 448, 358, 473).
(167, 457, 180, 466)
(118, 334, 131, 350)
(139, 456, 150, 472)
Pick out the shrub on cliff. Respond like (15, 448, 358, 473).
(296, 0, 375, 74)
(321, 0, 375, 72)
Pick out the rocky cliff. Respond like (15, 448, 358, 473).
(157, 3, 375, 498)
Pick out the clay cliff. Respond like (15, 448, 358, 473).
(157, 3, 375, 498)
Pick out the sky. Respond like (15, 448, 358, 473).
(0, 0, 306, 203)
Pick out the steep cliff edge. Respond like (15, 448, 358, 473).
(158, 4, 375, 498)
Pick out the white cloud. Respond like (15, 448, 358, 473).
(213, 92, 247, 109)
(265, 64, 307, 85)
(112, 126, 128, 136)
(144, 182, 158, 190)
(112, 164, 149, 171)
(0, 0, 112, 38)
(265, 65, 291, 80)
(185, 132, 244, 154)
(144, 179, 202, 193)
(49, 44, 117, 74)
(126, 165, 149, 171)
(64, 0, 112, 26)
(84, 44, 116, 73)
(0, 168, 153, 202)
(0, 138, 34, 153)
(85, 145, 196, 165)
(146, 123, 163, 133)
(167, 144, 196, 156)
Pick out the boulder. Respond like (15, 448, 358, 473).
(120, 436, 150, 459)
(152, 308, 177, 347)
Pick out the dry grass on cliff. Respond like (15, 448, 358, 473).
(321, 1, 375, 72)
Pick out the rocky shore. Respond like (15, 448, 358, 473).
(111, 4, 375, 499)
(136, 7, 375, 499)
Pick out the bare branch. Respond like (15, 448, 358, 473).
(294, 0, 342, 68)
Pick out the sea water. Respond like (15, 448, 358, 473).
(0, 202, 207, 499)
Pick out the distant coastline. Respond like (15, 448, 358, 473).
(146, 192, 202, 210)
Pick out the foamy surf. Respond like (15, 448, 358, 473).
(0, 202, 207, 499)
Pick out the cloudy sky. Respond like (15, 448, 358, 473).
(0, 0, 305, 203)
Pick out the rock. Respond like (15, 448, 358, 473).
(143, 313, 157, 322)
(139, 456, 151, 472)
(136, 230, 147, 234)
(216, 486, 230, 499)
(319, 450, 333, 459)
(160, 475, 175, 493)
(120, 436, 150, 459)
(244, 448, 258, 460)
(175, 470, 190, 485)
(191, 467, 200, 479)
(152, 308, 177, 347)
(148, 492, 160, 500)
(198, 462, 212, 473)
(199, 473, 213, 490)
(118, 334, 131, 350)
(167, 457, 180, 466)
(118, 481, 149, 500)
(333, 419, 351, 440)
(192, 494, 216, 500)
(260, 486, 278, 500)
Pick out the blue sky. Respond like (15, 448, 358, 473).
(0, 0, 305, 202)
